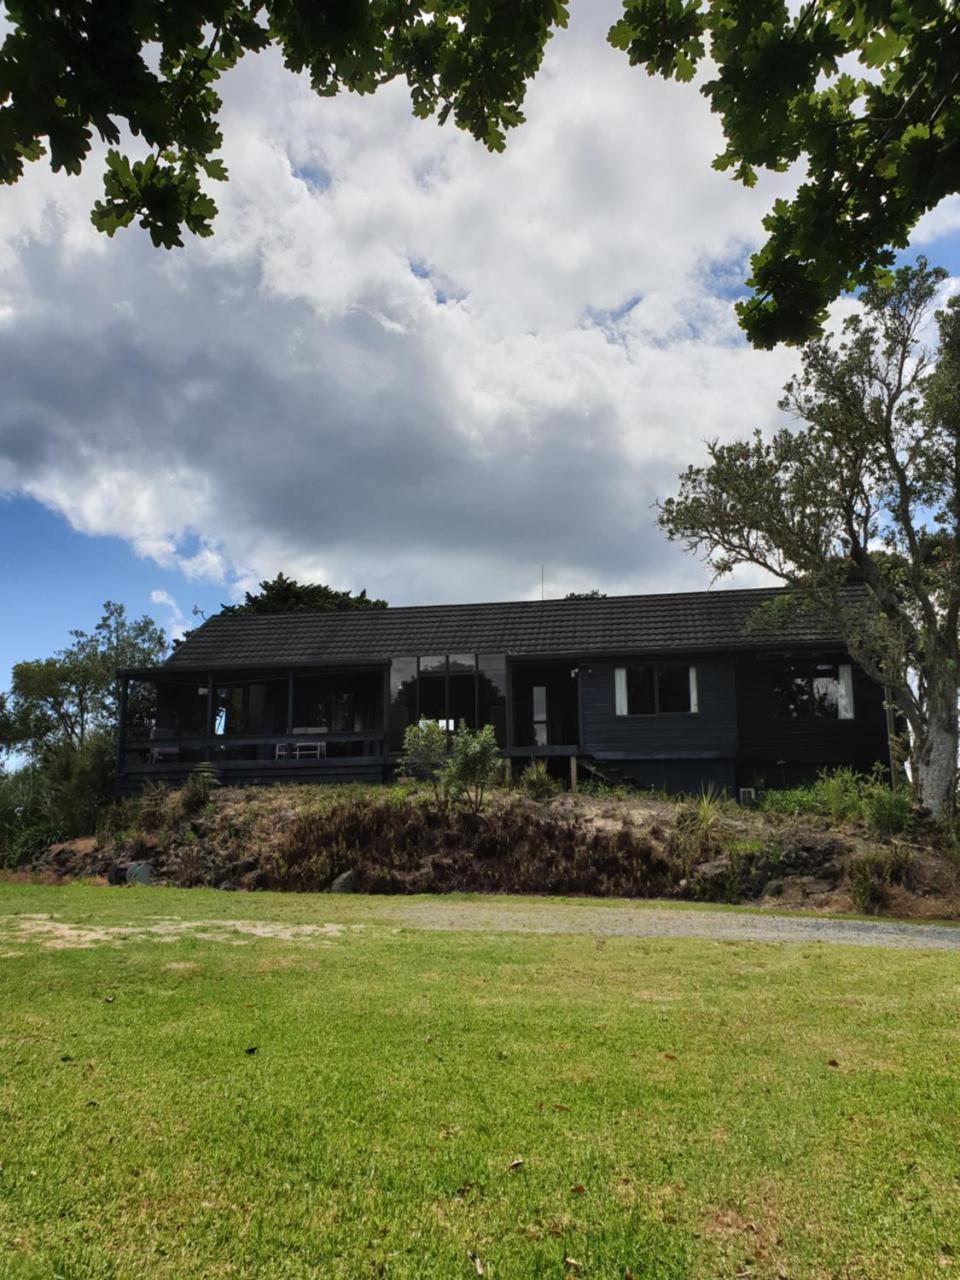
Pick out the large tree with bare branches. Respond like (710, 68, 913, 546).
(658, 259, 960, 817)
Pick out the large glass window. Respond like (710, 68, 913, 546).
(615, 665, 698, 716)
(292, 678, 350, 732)
(388, 654, 502, 747)
(768, 661, 854, 720)
(478, 655, 507, 745)
(388, 657, 418, 752)
(214, 681, 285, 736)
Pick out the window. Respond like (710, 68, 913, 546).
(615, 665, 698, 716)
(768, 661, 854, 720)
(388, 658, 418, 752)
(214, 683, 278, 735)
(389, 654, 504, 747)
(478, 655, 507, 745)
(532, 685, 548, 745)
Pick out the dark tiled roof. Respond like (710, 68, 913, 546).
(157, 587, 851, 671)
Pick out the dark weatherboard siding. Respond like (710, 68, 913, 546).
(579, 656, 739, 791)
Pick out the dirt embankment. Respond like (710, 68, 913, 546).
(27, 785, 960, 920)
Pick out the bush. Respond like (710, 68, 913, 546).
(0, 768, 59, 869)
(443, 722, 501, 812)
(760, 767, 912, 832)
(519, 759, 558, 801)
(674, 783, 728, 854)
(44, 735, 116, 836)
(179, 762, 220, 815)
(849, 843, 913, 913)
(0, 737, 115, 867)
(400, 721, 449, 804)
(862, 781, 912, 836)
(138, 780, 170, 831)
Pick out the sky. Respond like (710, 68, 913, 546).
(2, 0, 960, 686)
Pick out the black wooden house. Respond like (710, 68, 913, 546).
(115, 587, 892, 796)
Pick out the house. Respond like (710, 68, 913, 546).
(115, 587, 893, 796)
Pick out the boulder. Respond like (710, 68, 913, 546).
(329, 869, 357, 893)
(778, 835, 846, 883)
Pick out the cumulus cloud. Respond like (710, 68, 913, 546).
(0, 1, 953, 608)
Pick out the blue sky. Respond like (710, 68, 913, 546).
(0, 497, 227, 678)
(2, 0, 960, 689)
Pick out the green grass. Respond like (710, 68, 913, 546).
(1, 885, 959, 1279)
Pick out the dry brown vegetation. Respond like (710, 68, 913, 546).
(25, 780, 960, 920)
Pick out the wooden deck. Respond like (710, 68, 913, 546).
(117, 732, 387, 793)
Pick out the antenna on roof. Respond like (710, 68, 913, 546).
(540, 564, 544, 601)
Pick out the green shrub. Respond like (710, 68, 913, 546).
(442, 722, 501, 812)
(849, 850, 893, 913)
(862, 783, 912, 835)
(673, 784, 729, 857)
(0, 737, 115, 867)
(812, 768, 863, 823)
(400, 721, 449, 805)
(0, 768, 51, 866)
(519, 758, 558, 801)
(760, 767, 908, 831)
(179, 762, 220, 815)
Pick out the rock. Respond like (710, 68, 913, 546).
(48, 837, 98, 859)
(778, 836, 847, 882)
(329, 869, 357, 894)
(695, 857, 731, 882)
(125, 861, 152, 886)
(797, 876, 834, 897)
(763, 878, 785, 897)
(217, 880, 238, 891)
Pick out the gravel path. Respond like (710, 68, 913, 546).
(376, 899, 960, 950)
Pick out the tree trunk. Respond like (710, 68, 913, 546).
(916, 698, 958, 820)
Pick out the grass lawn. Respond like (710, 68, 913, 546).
(1, 884, 959, 1279)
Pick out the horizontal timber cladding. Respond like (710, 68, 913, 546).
(734, 652, 890, 774)
(603, 759, 738, 796)
(578, 656, 738, 760)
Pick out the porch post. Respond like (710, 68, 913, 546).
(286, 671, 294, 735)
(206, 673, 214, 762)
(504, 660, 515, 784)
(569, 753, 578, 794)
(115, 676, 129, 776)
(383, 665, 391, 757)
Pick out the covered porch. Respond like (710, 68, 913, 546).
(116, 653, 584, 792)
(116, 665, 388, 791)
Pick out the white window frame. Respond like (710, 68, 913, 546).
(838, 663, 854, 720)
(614, 664, 699, 716)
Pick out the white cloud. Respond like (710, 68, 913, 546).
(149, 589, 187, 642)
(4, 0, 952, 608)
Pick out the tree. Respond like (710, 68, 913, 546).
(1, 601, 167, 759)
(611, 0, 960, 347)
(657, 259, 960, 818)
(0, 1, 569, 249)
(443, 721, 501, 811)
(221, 572, 387, 615)
(4, 4, 959, 346)
(400, 719, 449, 806)
(564, 589, 607, 600)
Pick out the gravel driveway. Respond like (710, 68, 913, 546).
(376, 898, 960, 950)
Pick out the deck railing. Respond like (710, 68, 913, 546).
(122, 731, 386, 772)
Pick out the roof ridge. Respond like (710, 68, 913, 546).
(202, 585, 790, 624)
